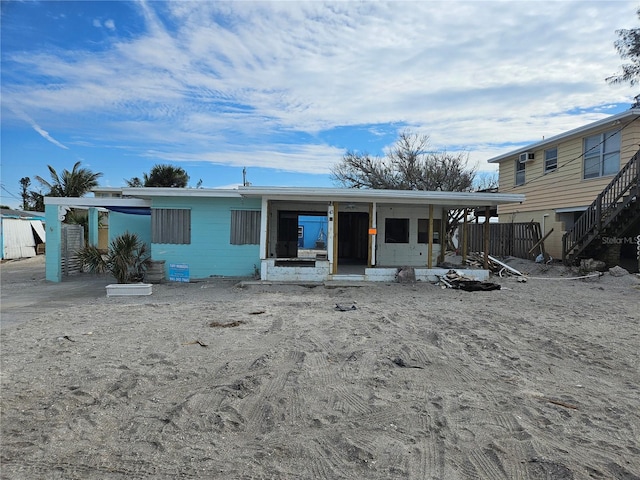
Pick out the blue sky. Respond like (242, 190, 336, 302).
(1, 0, 637, 208)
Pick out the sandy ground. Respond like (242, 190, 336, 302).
(1, 256, 639, 479)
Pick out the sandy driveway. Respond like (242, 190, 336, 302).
(1, 257, 639, 479)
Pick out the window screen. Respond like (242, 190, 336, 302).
(584, 130, 621, 179)
(544, 147, 558, 172)
(515, 159, 525, 186)
(152, 208, 191, 244)
(230, 210, 261, 245)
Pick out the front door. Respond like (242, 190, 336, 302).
(277, 211, 299, 258)
(338, 212, 369, 265)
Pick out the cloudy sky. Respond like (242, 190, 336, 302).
(1, 0, 637, 208)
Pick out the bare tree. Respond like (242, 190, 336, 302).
(331, 131, 475, 192)
(606, 9, 640, 86)
(332, 131, 479, 253)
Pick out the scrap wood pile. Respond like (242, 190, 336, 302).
(467, 252, 525, 278)
(437, 270, 501, 291)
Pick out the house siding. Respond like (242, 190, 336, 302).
(109, 212, 152, 247)
(494, 115, 640, 259)
(149, 196, 262, 279)
(499, 124, 639, 215)
(376, 205, 442, 267)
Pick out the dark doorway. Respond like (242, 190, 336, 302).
(277, 211, 299, 258)
(338, 212, 369, 265)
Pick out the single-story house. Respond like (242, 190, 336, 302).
(44, 186, 524, 283)
(487, 107, 640, 270)
(0, 208, 46, 260)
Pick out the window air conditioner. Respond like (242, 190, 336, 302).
(519, 152, 535, 163)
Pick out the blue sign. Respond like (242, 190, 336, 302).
(169, 263, 190, 283)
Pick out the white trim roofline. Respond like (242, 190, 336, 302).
(238, 186, 524, 207)
(47, 187, 524, 208)
(121, 187, 242, 198)
(45, 197, 151, 207)
(487, 108, 640, 164)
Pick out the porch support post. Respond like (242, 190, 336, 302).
(439, 207, 446, 264)
(428, 204, 434, 268)
(462, 208, 468, 264)
(44, 203, 63, 282)
(483, 206, 490, 269)
(328, 202, 338, 274)
(88, 207, 99, 246)
(369, 202, 377, 267)
(259, 197, 269, 280)
(259, 197, 269, 261)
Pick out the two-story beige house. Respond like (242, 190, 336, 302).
(487, 107, 640, 271)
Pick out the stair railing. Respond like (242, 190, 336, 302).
(562, 149, 640, 263)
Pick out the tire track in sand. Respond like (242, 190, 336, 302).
(408, 411, 446, 480)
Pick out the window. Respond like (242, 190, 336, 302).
(544, 147, 558, 172)
(583, 130, 621, 179)
(515, 159, 525, 186)
(152, 208, 191, 244)
(385, 218, 409, 243)
(230, 210, 261, 245)
(417, 218, 441, 244)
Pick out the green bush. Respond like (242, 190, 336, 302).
(77, 232, 150, 284)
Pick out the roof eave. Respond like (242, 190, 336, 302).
(44, 197, 151, 207)
(487, 108, 640, 164)
(121, 187, 242, 198)
(238, 187, 524, 207)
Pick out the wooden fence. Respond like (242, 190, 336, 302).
(465, 222, 543, 260)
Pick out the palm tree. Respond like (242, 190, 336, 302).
(126, 164, 190, 188)
(35, 161, 102, 197)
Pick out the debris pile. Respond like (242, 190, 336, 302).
(468, 253, 525, 277)
(437, 270, 501, 291)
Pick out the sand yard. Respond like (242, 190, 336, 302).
(1, 256, 639, 479)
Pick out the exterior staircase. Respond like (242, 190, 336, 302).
(562, 149, 640, 265)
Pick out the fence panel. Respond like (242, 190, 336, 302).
(466, 222, 541, 260)
(61, 224, 84, 277)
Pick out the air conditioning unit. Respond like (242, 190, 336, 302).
(519, 152, 535, 163)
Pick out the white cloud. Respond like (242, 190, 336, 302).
(2, 1, 637, 174)
(10, 108, 69, 150)
(93, 18, 115, 30)
(142, 142, 345, 175)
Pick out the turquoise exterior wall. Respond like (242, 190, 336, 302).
(108, 211, 151, 248)
(150, 196, 261, 279)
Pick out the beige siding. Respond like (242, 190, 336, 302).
(497, 121, 640, 216)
